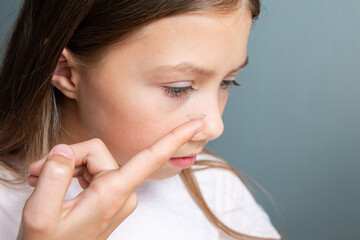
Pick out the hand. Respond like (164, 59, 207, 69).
(17, 120, 204, 240)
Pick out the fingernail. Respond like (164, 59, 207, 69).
(49, 144, 73, 159)
(186, 114, 207, 120)
(185, 114, 206, 133)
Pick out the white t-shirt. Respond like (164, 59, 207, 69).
(0, 153, 281, 240)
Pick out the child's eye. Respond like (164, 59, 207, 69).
(220, 80, 241, 89)
(162, 86, 196, 99)
(162, 79, 241, 100)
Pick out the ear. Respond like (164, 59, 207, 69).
(51, 48, 79, 100)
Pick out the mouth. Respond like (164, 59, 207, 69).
(168, 155, 197, 168)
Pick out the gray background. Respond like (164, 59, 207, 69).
(1, 0, 359, 239)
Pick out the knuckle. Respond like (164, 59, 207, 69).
(88, 180, 138, 225)
(90, 193, 124, 224)
(146, 146, 167, 161)
(144, 148, 168, 171)
(127, 192, 138, 213)
(43, 160, 72, 180)
(97, 221, 109, 234)
(89, 138, 107, 152)
(88, 187, 115, 222)
(169, 129, 178, 138)
(90, 177, 124, 204)
(153, 159, 165, 172)
(99, 208, 118, 225)
(146, 145, 155, 154)
(170, 128, 188, 146)
(146, 146, 169, 171)
(90, 180, 110, 198)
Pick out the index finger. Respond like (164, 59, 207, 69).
(29, 138, 120, 178)
(118, 119, 204, 191)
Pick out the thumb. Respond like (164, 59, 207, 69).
(25, 144, 75, 221)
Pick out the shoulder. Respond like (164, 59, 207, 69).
(193, 152, 251, 200)
(0, 167, 32, 239)
(193, 152, 257, 211)
(193, 152, 282, 240)
(0, 182, 32, 239)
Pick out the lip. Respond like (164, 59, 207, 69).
(169, 155, 197, 168)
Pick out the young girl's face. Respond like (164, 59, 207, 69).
(66, 7, 252, 180)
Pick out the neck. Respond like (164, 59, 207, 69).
(57, 98, 89, 145)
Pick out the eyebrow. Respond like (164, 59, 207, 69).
(150, 56, 249, 77)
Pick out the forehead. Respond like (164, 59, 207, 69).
(102, 8, 252, 75)
(133, 7, 252, 42)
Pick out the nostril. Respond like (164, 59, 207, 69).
(185, 114, 207, 120)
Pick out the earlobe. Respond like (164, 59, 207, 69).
(51, 48, 78, 100)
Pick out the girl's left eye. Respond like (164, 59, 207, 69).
(162, 79, 241, 100)
(162, 85, 196, 100)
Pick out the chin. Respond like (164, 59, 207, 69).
(148, 167, 183, 181)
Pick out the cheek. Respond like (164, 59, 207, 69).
(79, 84, 178, 164)
(108, 114, 172, 164)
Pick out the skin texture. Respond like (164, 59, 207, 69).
(20, 7, 252, 240)
(53, 8, 252, 180)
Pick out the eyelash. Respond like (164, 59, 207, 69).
(163, 80, 241, 99)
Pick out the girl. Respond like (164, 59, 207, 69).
(0, 0, 282, 239)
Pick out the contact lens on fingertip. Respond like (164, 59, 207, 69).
(185, 114, 207, 120)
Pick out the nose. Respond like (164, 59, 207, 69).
(189, 96, 224, 142)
